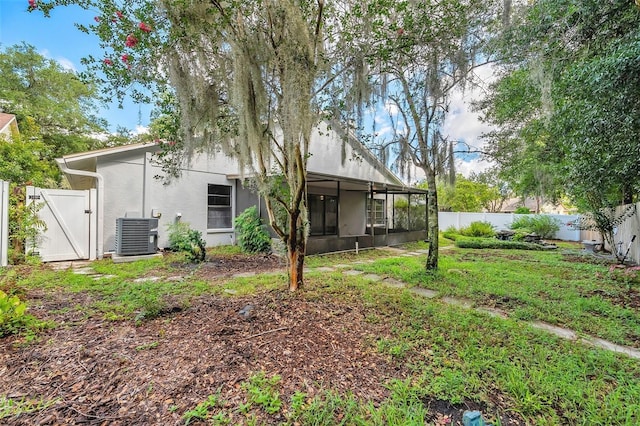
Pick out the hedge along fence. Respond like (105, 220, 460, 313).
(438, 212, 581, 242)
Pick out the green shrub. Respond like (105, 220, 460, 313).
(442, 226, 460, 241)
(234, 206, 271, 254)
(8, 186, 46, 265)
(511, 215, 560, 239)
(0, 290, 49, 337)
(0, 290, 27, 336)
(514, 206, 530, 214)
(460, 221, 495, 238)
(166, 221, 206, 262)
(455, 237, 545, 250)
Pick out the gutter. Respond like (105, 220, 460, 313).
(56, 159, 104, 260)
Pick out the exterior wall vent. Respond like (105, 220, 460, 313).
(115, 218, 158, 255)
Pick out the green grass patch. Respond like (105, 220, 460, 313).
(305, 247, 403, 268)
(354, 246, 640, 348)
(0, 396, 58, 420)
(297, 273, 640, 424)
(3, 243, 640, 424)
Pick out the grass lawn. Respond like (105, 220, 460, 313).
(352, 241, 640, 349)
(1, 242, 639, 424)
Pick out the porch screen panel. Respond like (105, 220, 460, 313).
(309, 194, 337, 236)
(309, 195, 324, 235)
(325, 196, 337, 234)
(207, 184, 232, 229)
(367, 199, 385, 226)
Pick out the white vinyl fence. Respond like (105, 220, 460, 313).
(438, 212, 581, 242)
(582, 203, 640, 266)
(0, 180, 8, 267)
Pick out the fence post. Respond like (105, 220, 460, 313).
(0, 180, 8, 267)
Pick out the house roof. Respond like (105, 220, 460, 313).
(60, 141, 160, 164)
(57, 124, 417, 192)
(0, 113, 18, 137)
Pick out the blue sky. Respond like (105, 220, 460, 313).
(0, 0, 151, 132)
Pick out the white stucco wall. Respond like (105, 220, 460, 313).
(307, 123, 400, 185)
(98, 148, 242, 252)
(339, 191, 366, 236)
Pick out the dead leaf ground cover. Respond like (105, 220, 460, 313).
(1, 245, 640, 424)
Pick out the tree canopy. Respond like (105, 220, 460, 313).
(437, 173, 506, 213)
(478, 0, 640, 214)
(0, 43, 107, 158)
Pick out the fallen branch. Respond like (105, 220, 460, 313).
(244, 327, 289, 340)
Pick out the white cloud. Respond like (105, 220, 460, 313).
(133, 125, 149, 136)
(456, 157, 494, 178)
(39, 48, 78, 72)
(374, 124, 394, 138)
(443, 63, 498, 177)
(383, 99, 399, 116)
(56, 57, 77, 72)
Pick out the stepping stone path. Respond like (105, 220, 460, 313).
(410, 287, 438, 298)
(381, 277, 406, 288)
(361, 273, 382, 282)
(328, 247, 640, 360)
(51, 260, 181, 284)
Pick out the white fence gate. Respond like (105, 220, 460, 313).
(26, 186, 97, 262)
(0, 180, 8, 267)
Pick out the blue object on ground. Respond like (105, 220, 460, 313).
(463, 410, 486, 426)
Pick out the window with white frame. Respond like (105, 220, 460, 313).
(367, 198, 385, 226)
(207, 184, 232, 229)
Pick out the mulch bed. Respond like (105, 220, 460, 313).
(1, 253, 526, 425)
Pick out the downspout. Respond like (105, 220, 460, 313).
(56, 159, 104, 259)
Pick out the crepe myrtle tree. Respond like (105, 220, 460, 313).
(32, 0, 375, 291)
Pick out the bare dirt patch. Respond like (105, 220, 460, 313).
(196, 253, 286, 279)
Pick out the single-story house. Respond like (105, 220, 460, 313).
(500, 197, 575, 215)
(52, 122, 427, 260)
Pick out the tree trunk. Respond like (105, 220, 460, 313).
(286, 207, 307, 291)
(287, 240, 305, 291)
(426, 170, 439, 271)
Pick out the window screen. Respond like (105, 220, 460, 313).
(207, 184, 232, 229)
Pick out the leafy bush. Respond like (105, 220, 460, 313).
(455, 237, 545, 251)
(234, 206, 271, 254)
(511, 215, 560, 239)
(8, 186, 46, 264)
(0, 290, 28, 336)
(393, 197, 427, 231)
(442, 226, 460, 241)
(459, 221, 495, 238)
(0, 290, 48, 337)
(514, 206, 531, 214)
(166, 221, 206, 262)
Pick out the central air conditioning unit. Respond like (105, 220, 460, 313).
(115, 218, 159, 256)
